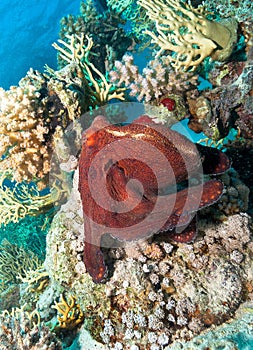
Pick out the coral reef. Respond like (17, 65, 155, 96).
(0, 239, 42, 285)
(106, 0, 153, 46)
(225, 140, 253, 212)
(0, 68, 83, 187)
(201, 168, 250, 221)
(204, 0, 253, 24)
(138, 0, 238, 71)
(0, 171, 59, 226)
(167, 302, 253, 349)
(43, 167, 253, 349)
(193, 45, 253, 140)
(109, 54, 198, 103)
(59, 0, 133, 73)
(0, 308, 62, 350)
(0, 0, 252, 349)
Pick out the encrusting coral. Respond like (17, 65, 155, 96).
(138, 0, 238, 71)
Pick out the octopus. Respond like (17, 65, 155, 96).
(78, 115, 230, 283)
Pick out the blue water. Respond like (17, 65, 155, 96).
(0, 0, 80, 89)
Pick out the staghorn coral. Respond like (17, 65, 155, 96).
(109, 53, 198, 103)
(0, 239, 41, 285)
(0, 307, 62, 350)
(138, 0, 238, 71)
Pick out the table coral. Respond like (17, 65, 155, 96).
(138, 0, 238, 71)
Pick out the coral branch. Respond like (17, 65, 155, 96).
(138, 0, 238, 71)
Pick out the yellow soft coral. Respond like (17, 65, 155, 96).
(52, 33, 126, 105)
(0, 171, 61, 226)
(0, 239, 41, 284)
(52, 293, 84, 329)
(138, 0, 238, 71)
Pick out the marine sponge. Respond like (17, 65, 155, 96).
(138, 0, 238, 71)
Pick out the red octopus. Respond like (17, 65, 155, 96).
(78, 115, 230, 283)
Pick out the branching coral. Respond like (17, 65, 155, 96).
(0, 69, 82, 187)
(59, 0, 133, 72)
(0, 307, 62, 350)
(138, 0, 238, 71)
(52, 293, 84, 330)
(204, 0, 253, 24)
(0, 80, 51, 183)
(109, 53, 198, 102)
(106, 0, 153, 46)
(0, 171, 61, 226)
(52, 33, 126, 107)
(0, 239, 41, 285)
(18, 266, 49, 294)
